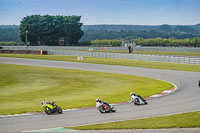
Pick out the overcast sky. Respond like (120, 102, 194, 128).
(0, 0, 200, 25)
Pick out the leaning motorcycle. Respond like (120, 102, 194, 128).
(97, 103, 116, 113)
(43, 102, 62, 115)
(131, 95, 147, 105)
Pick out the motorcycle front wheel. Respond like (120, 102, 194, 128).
(111, 106, 116, 112)
(56, 106, 62, 114)
(133, 99, 140, 105)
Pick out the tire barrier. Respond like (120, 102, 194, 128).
(0, 50, 48, 55)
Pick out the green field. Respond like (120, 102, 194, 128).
(69, 111, 200, 130)
(81, 50, 200, 57)
(0, 63, 172, 115)
(0, 53, 200, 72)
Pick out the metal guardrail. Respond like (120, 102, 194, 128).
(1, 46, 200, 52)
(1, 46, 200, 65)
(48, 50, 200, 65)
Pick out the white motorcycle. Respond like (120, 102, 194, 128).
(130, 93, 147, 105)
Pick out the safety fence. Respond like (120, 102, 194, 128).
(48, 50, 200, 65)
(1, 46, 200, 64)
(1, 46, 200, 52)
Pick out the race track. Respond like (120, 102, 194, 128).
(0, 57, 200, 133)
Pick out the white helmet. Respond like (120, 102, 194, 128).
(96, 98, 100, 102)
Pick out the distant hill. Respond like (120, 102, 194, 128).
(80, 24, 200, 41)
(82, 25, 160, 31)
(82, 24, 200, 32)
(0, 25, 20, 42)
(193, 24, 200, 31)
(0, 24, 200, 42)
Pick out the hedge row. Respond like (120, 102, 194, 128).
(79, 38, 200, 47)
(0, 42, 23, 46)
(133, 37, 200, 47)
(78, 40, 122, 46)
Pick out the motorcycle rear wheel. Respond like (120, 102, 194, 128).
(44, 107, 51, 115)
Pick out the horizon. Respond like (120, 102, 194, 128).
(0, 0, 200, 25)
(1, 23, 200, 26)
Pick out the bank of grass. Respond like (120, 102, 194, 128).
(0, 41, 18, 46)
(69, 111, 200, 130)
(82, 50, 200, 57)
(0, 63, 172, 115)
(134, 51, 200, 57)
(0, 53, 200, 72)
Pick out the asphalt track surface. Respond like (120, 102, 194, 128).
(0, 57, 200, 133)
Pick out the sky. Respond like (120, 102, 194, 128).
(0, 0, 200, 25)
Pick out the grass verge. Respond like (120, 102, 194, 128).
(68, 111, 200, 130)
(0, 63, 172, 115)
(0, 53, 200, 72)
(80, 50, 200, 57)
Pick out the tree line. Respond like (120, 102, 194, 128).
(1, 23, 200, 46)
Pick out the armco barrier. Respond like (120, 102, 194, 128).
(1, 46, 200, 52)
(1, 46, 200, 65)
(48, 50, 200, 65)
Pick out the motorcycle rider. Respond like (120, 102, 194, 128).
(41, 100, 52, 106)
(130, 92, 138, 102)
(41, 100, 62, 114)
(96, 98, 111, 110)
(130, 92, 145, 103)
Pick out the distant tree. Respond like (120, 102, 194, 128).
(20, 15, 84, 46)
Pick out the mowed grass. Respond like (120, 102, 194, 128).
(0, 53, 200, 72)
(0, 63, 173, 115)
(69, 111, 200, 130)
(81, 50, 200, 57)
(133, 51, 200, 57)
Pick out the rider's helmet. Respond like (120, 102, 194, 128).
(96, 98, 100, 102)
(130, 92, 135, 96)
(41, 101, 45, 105)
